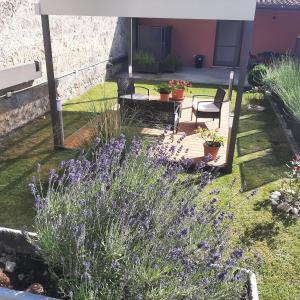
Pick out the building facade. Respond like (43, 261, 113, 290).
(138, 0, 300, 67)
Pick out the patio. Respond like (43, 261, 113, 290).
(139, 97, 230, 167)
(120, 66, 250, 87)
(64, 94, 231, 168)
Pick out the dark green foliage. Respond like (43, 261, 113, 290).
(248, 64, 268, 88)
(133, 52, 159, 74)
(159, 55, 183, 73)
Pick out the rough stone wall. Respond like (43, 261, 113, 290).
(0, 0, 128, 136)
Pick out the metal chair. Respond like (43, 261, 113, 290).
(191, 88, 226, 128)
(117, 78, 150, 99)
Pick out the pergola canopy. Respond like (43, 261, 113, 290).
(37, 0, 257, 21)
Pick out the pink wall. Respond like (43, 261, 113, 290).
(138, 18, 217, 67)
(139, 9, 300, 67)
(252, 9, 300, 54)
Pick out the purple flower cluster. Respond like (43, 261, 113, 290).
(30, 135, 249, 300)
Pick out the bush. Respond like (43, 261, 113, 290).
(133, 52, 159, 73)
(30, 136, 249, 300)
(248, 64, 268, 88)
(264, 57, 300, 120)
(160, 55, 183, 73)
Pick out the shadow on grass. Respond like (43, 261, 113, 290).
(0, 110, 94, 229)
(237, 131, 282, 157)
(237, 97, 291, 191)
(239, 151, 289, 192)
(240, 221, 280, 249)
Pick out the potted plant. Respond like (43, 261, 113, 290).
(168, 80, 192, 100)
(156, 83, 172, 101)
(159, 55, 183, 73)
(195, 128, 224, 161)
(133, 51, 159, 74)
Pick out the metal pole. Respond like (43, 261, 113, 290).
(226, 21, 254, 173)
(41, 14, 64, 149)
(227, 71, 235, 101)
(128, 17, 133, 78)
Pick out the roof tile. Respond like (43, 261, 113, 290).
(257, 0, 300, 9)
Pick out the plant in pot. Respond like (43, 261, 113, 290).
(168, 80, 192, 100)
(196, 128, 224, 161)
(159, 55, 183, 73)
(156, 83, 172, 101)
(133, 51, 159, 74)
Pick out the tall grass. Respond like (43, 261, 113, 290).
(29, 136, 251, 300)
(264, 57, 300, 119)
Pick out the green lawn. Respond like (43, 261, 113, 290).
(211, 93, 299, 300)
(0, 81, 299, 299)
(0, 81, 219, 229)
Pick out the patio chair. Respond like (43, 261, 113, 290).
(117, 78, 150, 99)
(191, 87, 226, 128)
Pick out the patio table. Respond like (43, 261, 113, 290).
(118, 94, 183, 132)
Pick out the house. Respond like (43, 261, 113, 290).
(137, 0, 300, 67)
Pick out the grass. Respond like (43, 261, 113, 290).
(0, 81, 220, 229)
(211, 92, 299, 300)
(0, 80, 299, 299)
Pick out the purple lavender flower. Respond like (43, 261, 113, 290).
(83, 260, 92, 272)
(231, 249, 243, 260)
(198, 241, 209, 250)
(168, 247, 184, 261)
(210, 250, 221, 262)
(209, 189, 220, 195)
(28, 183, 36, 195)
(177, 228, 189, 238)
(95, 137, 101, 145)
(233, 272, 241, 281)
(218, 271, 227, 281)
(111, 260, 120, 271)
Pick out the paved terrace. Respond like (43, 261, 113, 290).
(65, 97, 230, 168)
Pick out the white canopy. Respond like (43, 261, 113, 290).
(37, 0, 257, 21)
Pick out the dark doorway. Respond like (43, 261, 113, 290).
(213, 21, 243, 67)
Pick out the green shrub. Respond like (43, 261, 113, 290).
(248, 64, 268, 88)
(160, 55, 183, 73)
(264, 57, 300, 119)
(133, 52, 159, 73)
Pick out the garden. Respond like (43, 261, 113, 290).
(0, 74, 299, 299)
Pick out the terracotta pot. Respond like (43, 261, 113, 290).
(172, 89, 185, 100)
(203, 142, 221, 161)
(160, 93, 170, 101)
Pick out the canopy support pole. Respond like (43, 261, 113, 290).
(128, 17, 133, 78)
(41, 14, 64, 149)
(226, 21, 254, 173)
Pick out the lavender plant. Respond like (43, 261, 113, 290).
(30, 136, 249, 300)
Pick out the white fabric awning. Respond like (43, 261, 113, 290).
(37, 0, 257, 21)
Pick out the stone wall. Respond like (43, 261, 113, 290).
(0, 0, 128, 136)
